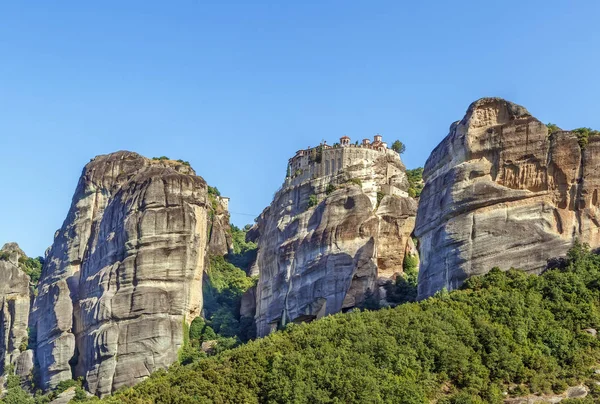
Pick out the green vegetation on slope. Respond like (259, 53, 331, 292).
(572, 127, 600, 149)
(179, 225, 258, 365)
(406, 167, 424, 198)
(547, 123, 560, 136)
(546, 123, 600, 149)
(384, 253, 419, 305)
(77, 242, 600, 403)
(18, 256, 44, 287)
(227, 224, 257, 272)
(0, 370, 86, 403)
(202, 255, 257, 339)
(0, 252, 44, 289)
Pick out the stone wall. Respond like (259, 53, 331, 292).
(286, 144, 405, 195)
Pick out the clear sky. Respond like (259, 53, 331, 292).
(1, 1, 599, 257)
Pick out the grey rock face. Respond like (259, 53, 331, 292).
(0, 254, 31, 375)
(207, 198, 233, 256)
(15, 349, 34, 378)
(251, 144, 417, 337)
(416, 98, 600, 298)
(31, 151, 217, 396)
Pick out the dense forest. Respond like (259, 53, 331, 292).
(31, 242, 595, 403)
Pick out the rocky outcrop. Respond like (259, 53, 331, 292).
(505, 385, 588, 403)
(416, 97, 600, 298)
(207, 197, 233, 256)
(30, 151, 227, 396)
(251, 140, 417, 337)
(0, 243, 32, 376)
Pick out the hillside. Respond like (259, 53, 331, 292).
(55, 242, 600, 404)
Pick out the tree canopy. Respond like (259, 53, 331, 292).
(71, 242, 600, 404)
(391, 140, 406, 154)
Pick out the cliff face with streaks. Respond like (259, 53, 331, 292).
(416, 98, 600, 298)
(250, 138, 418, 337)
(30, 151, 230, 396)
(0, 243, 33, 378)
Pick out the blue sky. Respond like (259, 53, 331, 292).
(1, 1, 599, 256)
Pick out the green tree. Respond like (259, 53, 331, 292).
(406, 167, 424, 198)
(572, 127, 600, 149)
(391, 140, 406, 154)
(207, 185, 221, 197)
(547, 123, 560, 135)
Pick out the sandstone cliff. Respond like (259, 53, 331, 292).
(30, 151, 229, 396)
(416, 97, 600, 298)
(0, 243, 32, 377)
(250, 138, 417, 337)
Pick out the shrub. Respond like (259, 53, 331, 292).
(200, 254, 257, 349)
(547, 123, 560, 136)
(326, 184, 337, 195)
(73, 387, 88, 401)
(385, 253, 419, 304)
(227, 225, 257, 271)
(309, 145, 323, 164)
(348, 178, 362, 187)
(55, 377, 82, 394)
(376, 191, 385, 208)
(1, 386, 34, 403)
(406, 167, 424, 198)
(308, 194, 318, 208)
(572, 127, 600, 149)
(207, 185, 221, 197)
(6, 374, 21, 389)
(19, 337, 27, 352)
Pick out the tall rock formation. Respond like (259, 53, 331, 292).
(0, 243, 32, 377)
(250, 136, 418, 337)
(416, 97, 600, 298)
(30, 151, 229, 396)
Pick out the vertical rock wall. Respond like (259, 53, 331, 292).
(415, 98, 600, 298)
(251, 147, 417, 337)
(30, 152, 223, 395)
(0, 248, 31, 376)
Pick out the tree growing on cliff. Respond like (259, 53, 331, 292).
(391, 140, 406, 154)
(572, 127, 600, 149)
(547, 123, 560, 136)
